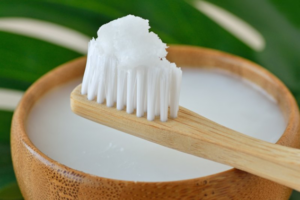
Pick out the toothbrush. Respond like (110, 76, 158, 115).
(71, 15, 300, 191)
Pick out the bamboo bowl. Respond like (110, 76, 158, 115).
(11, 46, 300, 200)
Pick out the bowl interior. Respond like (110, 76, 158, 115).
(23, 46, 291, 182)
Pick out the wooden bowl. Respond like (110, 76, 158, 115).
(11, 45, 300, 200)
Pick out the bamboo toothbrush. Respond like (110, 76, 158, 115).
(71, 15, 300, 191)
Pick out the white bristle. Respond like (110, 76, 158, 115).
(170, 64, 182, 118)
(81, 39, 95, 95)
(155, 86, 160, 116)
(81, 15, 182, 121)
(133, 79, 137, 111)
(96, 56, 106, 104)
(105, 57, 117, 107)
(126, 69, 136, 114)
(87, 54, 99, 101)
(144, 85, 147, 113)
(160, 68, 171, 122)
(147, 68, 159, 121)
(136, 69, 146, 117)
(116, 69, 127, 110)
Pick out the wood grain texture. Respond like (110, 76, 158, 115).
(11, 46, 300, 199)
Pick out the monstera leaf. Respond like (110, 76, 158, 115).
(0, 0, 299, 199)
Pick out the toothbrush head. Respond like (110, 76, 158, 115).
(81, 15, 182, 121)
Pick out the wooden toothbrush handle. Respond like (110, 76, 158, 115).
(71, 84, 300, 191)
(175, 107, 300, 191)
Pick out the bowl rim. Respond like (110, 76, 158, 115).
(12, 45, 299, 185)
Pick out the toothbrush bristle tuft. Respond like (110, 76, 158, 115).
(81, 15, 182, 122)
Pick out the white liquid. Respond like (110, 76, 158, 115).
(27, 68, 286, 182)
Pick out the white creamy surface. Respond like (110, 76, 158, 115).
(27, 68, 286, 182)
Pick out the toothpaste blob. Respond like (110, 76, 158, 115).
(96, 15, 168, 68)
(81, 15, 182, 121)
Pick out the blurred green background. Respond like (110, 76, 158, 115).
(0, 0, 300, 199)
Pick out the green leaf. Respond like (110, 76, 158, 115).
(204, 0, 300, 103)
(0, 1, 108, 37)
(290, 190, 300, 200)
(0, 0, 254, 58)
(0, 111, 13, 171)
(53, 0, 257, 57)
(0, 110, 22, 200)
(0, 31, 81, 91)
(0, 182, 23, 200)
(0, 110, 12, 144)
(0, 172, 23, 200)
